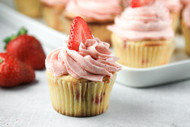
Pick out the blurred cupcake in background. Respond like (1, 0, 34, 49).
(41, 0, 69, 32)
(181, 4, 190, 54)
(158, 0, 182, 32)
(14, 0, 42, 17)
(108, 0, 174, 68)
(63, 0, 122, 43)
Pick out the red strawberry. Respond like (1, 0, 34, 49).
(131, 0, 154, 8)
(68, 16, 93, 51)
(0, 53, 35, 87)
(6, 34, 46, 70)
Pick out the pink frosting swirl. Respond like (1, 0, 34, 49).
(65, 0, 122, 21)
(108, 2, 174, 41)
(46, 38, 121, 81)
(183, 4, 190, 28)
(41, 0, 68, 5)
(158, 0, 182, 13)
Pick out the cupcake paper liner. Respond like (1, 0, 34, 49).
(88, 22, 112, 43)
(111, 33, 174, 68)
(47, 71, 116, 117)
(171, 12, 180, 33)
(182, 20, 190, 54)
(42, 5, 69, 32)
(15, 0, 41, 17)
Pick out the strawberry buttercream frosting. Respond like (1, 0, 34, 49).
(158, 0, 182, 13)
(183, 4, 190, 28)
(65, 0, 122, 21)
(41, 0, 68, 5)
(46, 38, 121, 81)
(108, 2, 174, 41)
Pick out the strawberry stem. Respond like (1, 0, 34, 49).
(0, 59, 4, 64)
(3, 27, 28, 49)
(17, 27, 28, 36)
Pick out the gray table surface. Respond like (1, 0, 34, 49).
(0, 72, 190, 127)
(0, 0, 190, 127)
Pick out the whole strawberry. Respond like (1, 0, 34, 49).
(4, 27, 46, 70)
(0, 53, 35, 87)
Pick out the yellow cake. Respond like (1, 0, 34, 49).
(111, 33, 174, 68)
(14, 0, 41, 17)
(171, 12, 180, 33)
(41, 0, 69, 32)
(47, 71, 116, 117)
(181, 4, 190, 54)
(181, 21, 190, 54)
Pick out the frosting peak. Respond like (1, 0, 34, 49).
(108, 2, 174, 41)
(46, 38, 121, 81)
(65, 0, 122, 21)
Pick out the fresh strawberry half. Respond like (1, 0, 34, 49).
(68, 16, 93, 51)
(0, 53, 35, 87)
(131, 0, 154, 8)
(4, 28, 46, 70)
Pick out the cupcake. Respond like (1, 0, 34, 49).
(45, 17, 121, 117)
(41, 0, 69, 32)
(14, 0, 42, 17)
(108, 0, 174, 68)
(181, 4, 190, 54)
(63, 0, 122, 43)
(158, 0, 182, 32)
